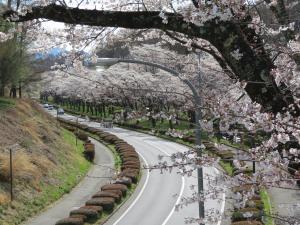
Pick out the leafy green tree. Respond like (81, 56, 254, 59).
(0, 19, 31, 97)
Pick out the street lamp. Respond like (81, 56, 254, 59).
(87, 57, 205, 223)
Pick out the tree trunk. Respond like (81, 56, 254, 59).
(18, 81, 22, 98)
(10, 86, 17, 98)
(0, 86, 5, 97)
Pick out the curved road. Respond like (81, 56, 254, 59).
(48, 110, 225, 225)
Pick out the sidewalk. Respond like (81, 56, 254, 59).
(23, 138, 114, 225)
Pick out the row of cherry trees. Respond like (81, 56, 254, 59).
(1, 0, 300, 224)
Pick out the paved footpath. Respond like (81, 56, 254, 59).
(23, 138, 114, 225)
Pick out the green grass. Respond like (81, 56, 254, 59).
(0, 129, 91, 225)
(126, 118, 192, 131)
(219, 160, 234, 176)
(107, 144, 122, 171)
(0, 97, 15, 110)
(61, 124, 142, 225)
(260, 189, 274, 225)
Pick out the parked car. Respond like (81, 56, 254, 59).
(43, 103, 49, 108)
(48, 105, 54, 110)
(57, 108, 64, 115)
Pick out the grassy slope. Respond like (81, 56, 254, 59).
(260, 189, 275, 225)
(0, 99, 91, 225)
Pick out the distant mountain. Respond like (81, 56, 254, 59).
(35, 48, 64, 60)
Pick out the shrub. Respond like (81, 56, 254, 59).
(104, 189, 123, 197)
(81, 205, 103, 214)
(84, 143, 95, 151)
(83, 143, 95, 161)
(119, 170, 139, 183)
(122, 156, 139, 162)
(86, 127, 99, 134)
(114, 177, 132, 187)
(69, 214, 87, 222)
(120, 152, 138, 159)
(92, 191, 121, 203)
(101, 184, 128, 196)
(245, 200, 263, 210)
(76, 132, 88, 142)
(121, 164, 140, 171)
(70, 208, 99, 221)
(55, 217, 84, 225)
(86, 197, 115, 211)
(232, 208, 262, 222)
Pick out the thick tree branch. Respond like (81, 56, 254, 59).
(3, 4, 298, 114)
(164, 30, 235, 79)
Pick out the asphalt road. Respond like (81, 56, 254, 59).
(46, 109, 226, 225)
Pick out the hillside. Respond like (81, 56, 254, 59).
(0, 99, 90, 225)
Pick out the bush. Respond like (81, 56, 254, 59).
(101, 184, 128, 196)
(86, 197, 115, 211)
(114, 177, 132, 187)
(70, 208, 99, 221)
(119, 169, 139, 183)
(92, 191, 121, 203)
(232, 208, 262, 222)
(69, 214, 87, 222)
(76, 132, 88, 142)
(121, 164, 140, 171)
(245, 200, 263, 210)
(86, 127, 99, 134)
(83, 143, 95, 161)
(122, 156, 139, 162)
(84, 143, 95, 151)
(55, 217, 84, 225)
(84, 151, 95, 162)
(81, 205, 103, 214)
(104, 189, 123, 197)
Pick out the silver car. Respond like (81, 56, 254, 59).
(57, 108, 64, 115)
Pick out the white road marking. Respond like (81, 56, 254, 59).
(112, 151, 150, 225)
(140, 140, 186, 225)
(161, 176, 185, 225)
(52, 111, 227, 225)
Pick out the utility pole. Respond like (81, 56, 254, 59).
(195, 52, 205, 224)
(90, 56, 206, 224)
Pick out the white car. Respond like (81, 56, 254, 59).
(57, 108, 64, 115)
(43, 103, 49, 108)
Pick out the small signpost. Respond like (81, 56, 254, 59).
(10, 148, 13, 202)
(76, 117, 79, 146)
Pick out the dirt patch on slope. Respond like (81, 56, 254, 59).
(0, 99, 88, 224)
